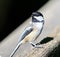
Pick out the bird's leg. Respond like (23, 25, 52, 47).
(30, 42, 43, 48)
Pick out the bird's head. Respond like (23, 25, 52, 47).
(32, 12, 44, 24)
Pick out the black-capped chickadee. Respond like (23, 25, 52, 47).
(10, 12, 44, 57)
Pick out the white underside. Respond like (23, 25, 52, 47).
(33, 22, 43, 29)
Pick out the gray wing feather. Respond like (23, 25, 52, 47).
(18, 26, 33, 42)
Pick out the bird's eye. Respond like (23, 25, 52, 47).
(32, 18, 40, 22)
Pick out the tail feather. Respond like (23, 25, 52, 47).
(10, 41, 22, 57)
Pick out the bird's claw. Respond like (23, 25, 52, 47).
(30, 42, 43, 48)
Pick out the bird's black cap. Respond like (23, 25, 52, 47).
(32, 12, 43, 17)
(32, 12, 44, 22)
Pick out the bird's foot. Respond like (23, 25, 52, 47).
(30, 42, 43, 48)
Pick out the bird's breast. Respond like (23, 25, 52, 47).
(33, 23, 43, 30)
(23, 28, 38, 42)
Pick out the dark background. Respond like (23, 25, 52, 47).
(0, 0, 49, 41)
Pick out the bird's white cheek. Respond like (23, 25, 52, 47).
(34, 16, 43, 21)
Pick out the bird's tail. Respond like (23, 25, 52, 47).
(10, 41, 22, 57)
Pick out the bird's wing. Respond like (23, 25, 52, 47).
(18, 26, 33, 42)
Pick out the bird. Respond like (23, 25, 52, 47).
(10, 12, 44, 57)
